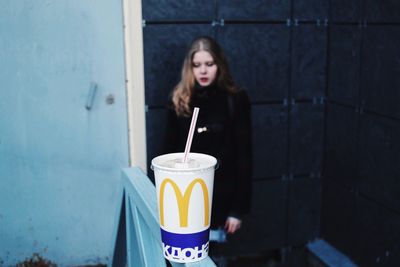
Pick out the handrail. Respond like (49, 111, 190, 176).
(109, 167, 216, 267)
(307, 239, 358, 267)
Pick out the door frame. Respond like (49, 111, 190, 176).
(122, 0, 147, 173)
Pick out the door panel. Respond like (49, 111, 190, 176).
(0, 1, 128, 265)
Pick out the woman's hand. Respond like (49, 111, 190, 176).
(225, 216, 242, 234)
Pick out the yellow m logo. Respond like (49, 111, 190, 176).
(159, 178, 210, 227)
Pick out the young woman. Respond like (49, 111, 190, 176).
(164, 36, 252, 238)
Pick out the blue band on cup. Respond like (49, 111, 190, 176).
(161, 228, 210, 249)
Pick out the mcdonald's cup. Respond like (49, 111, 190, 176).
(151, 153, 217, 263)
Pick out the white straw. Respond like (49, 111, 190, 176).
(183, 107, 200, 163)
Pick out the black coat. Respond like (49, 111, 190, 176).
(164, 85, 252, 228)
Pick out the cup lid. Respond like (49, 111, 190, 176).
(151, 152, 217, 172)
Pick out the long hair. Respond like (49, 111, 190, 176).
(172, 36, 238, 116)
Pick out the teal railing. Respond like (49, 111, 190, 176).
(108, 167, 216, 267)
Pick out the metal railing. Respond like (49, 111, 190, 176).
(109, 167, 216, 267)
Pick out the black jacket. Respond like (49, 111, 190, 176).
(164, 84, 252, 228)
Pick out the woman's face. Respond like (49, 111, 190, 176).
(192, 50, 218, 87)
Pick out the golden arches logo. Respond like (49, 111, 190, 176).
(159, 178, 209, 227)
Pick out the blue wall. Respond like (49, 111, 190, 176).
(142, 1, 400, 265)
(143, 0, 323, 256)
(0, 1, 129, 266)
(322, 1, 400, 266)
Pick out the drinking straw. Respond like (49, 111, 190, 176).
(183, 107, 200, 163)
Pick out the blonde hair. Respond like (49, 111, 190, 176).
(172, 36, 237, 116)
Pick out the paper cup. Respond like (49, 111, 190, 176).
(151, 152, 217, 263)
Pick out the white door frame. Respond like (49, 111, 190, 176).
(122, 0, 147, 173)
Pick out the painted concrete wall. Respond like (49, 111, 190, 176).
(0, 1, 129, 266)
